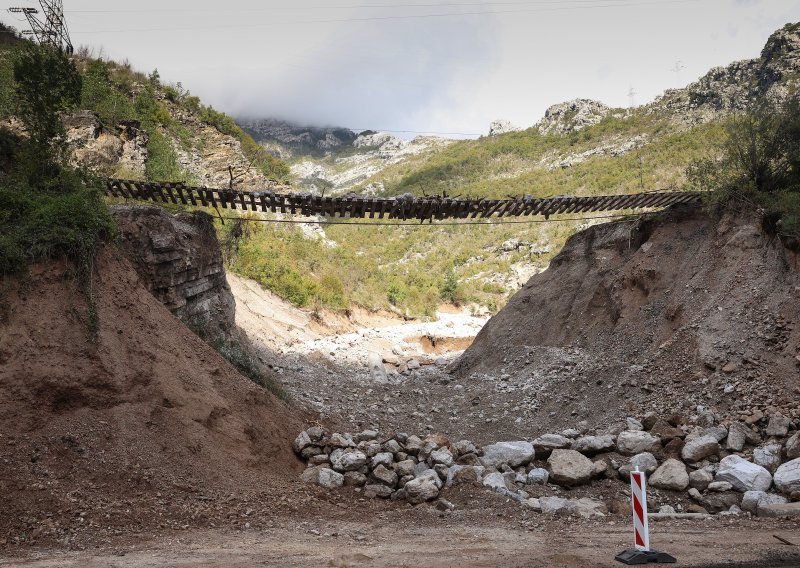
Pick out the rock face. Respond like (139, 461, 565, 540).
(113, 206, 236, 341)
(65, 111, 148, 174)
(239, 118, 357, 155)
(547, 449, 594, 486)
(480, 441, 535, 468)
(715, 455, 772, 492)
(536, 99, 610, 135)
(488, 119, 521, 137)
(651, 22, 800, 124)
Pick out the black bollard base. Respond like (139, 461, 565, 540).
(615, 549, 677, 564)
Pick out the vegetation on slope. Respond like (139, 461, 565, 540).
(0, 42, 113, 278)
(223, 111, 729, 317)
(689, 96, 800, 239)
(70, 51, 291, 183)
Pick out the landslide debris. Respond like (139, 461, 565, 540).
(0, 247, 304, 547)
(452, 205, 800, 431)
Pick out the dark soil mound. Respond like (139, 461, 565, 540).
(453, 205, 800, 429)
(0, 247, 304, 546)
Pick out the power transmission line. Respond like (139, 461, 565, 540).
(7, 0, 73, 53)
(59, 0, 699, 34)
(671, 60, 685, 88)
(216, 212, 636, 227)
(61, 0, 676, 13)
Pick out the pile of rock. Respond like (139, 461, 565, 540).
(294, 409, 800, 518)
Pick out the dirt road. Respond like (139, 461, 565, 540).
(3, 521, 799, 567)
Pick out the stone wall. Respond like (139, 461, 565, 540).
(112, 205, 235, 341)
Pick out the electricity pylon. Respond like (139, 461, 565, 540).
(8, 0, 73, 54)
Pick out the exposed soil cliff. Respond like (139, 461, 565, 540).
(453, 205, 800, 430)
(0, 246, 304, 546)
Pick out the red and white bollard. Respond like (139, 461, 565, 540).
(631, 468, 650, 551)
(615, 467, 677, 565)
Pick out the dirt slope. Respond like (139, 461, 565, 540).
(453, 205, 800, 430)
(0, 247, 304, 546)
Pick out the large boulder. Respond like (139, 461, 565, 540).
(786, 432, 800, 460)
(430, 448, 454, 467)
(765, 414, 791, 437)
(571, 435, 616, 455)
(616, 431, 661, 456)
(367, 352, 388, 382)
(293, 431, 315, 454)
(774, 458, 800, 495)
(618, 452, 658, 481)
(527, 468, 550, 485)
(681, 435, 720, 462)
(649, 419, 685, 441)
(317, 468, 345, 489)
(689, 469, 713, 492)
(753, 444, 782, 474)
(404, 474, 440, 504)
(539, 496, 607, 518)
(547, 449, 594, 486)
(480, 441, 535, 468)
(741, 490, 788, 514)
(370, 464, 398, 487)
(532, 434, 572, 455)
(757, 503, 800, 518)
(329, 448, 368, 472)
(482, 471, 509, 491)
(446, 465, 484, 487)
(726, 422, 758, 451)
(715, 455, 772, 492)
(649, 459, 689, 491)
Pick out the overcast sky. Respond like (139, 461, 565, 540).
(2, 0, 798, 137)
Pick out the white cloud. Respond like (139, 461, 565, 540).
(2, 0, 797, 136)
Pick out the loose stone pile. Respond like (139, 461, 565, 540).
(294, 408, 800, 518)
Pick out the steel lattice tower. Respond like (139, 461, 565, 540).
(8, 0, 73, 54)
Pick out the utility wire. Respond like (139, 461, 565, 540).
(63, 0, 698, 34)
(217, 212, 638, 227)
(61, 0, 665, 13)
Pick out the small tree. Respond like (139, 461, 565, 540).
(688, 97, 800, 196)
(12, 43, 81, 163)
(688, 96, 800, 237)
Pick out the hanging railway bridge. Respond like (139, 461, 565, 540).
(104, 179, 703, 223)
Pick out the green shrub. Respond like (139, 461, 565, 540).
(688, 96, 800, 237)
(11, 43, 81, 160)
(81, 59, 134, 126)
(145, 129, 194, 183)
(0, 46, 14, 118)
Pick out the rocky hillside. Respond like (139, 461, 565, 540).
(112, 206, 236, 342)
(0, 50, 292, 191)
(240, 118, 455, 195)
(238, 118, 358, 158)
(453, 205, 800, 430)
(216, 22, 799, 318)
